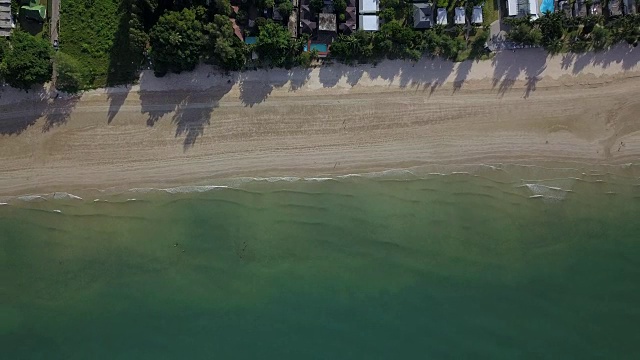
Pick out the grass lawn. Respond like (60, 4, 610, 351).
(483, 0, 500, 25)
(59, 0, 139, 87)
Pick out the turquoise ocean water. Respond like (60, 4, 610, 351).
(1, 164, 640, 359)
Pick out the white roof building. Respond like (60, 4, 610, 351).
(529, 0, 539, 19)
(472, 6, 483, 24)
(437, 8, 447, 25)
(0, 0, 13, 37)
(454, 7, 465, 24)
(359, 0, 379, 14)
(359, 14, 379, 31)
(507, 0, 518, 16)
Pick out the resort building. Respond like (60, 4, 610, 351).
(559, 0, 573, 17)
(472, 6, 483, 24)
(359, 0, 379, 14)
(529, 0, 539, 19)
(454, 7, 465, 25)
(318, 12, 336, 32)
(623, 0, 637, 14)
(506, 0, 518, 16)
(21, 0, 46, 23)
(413, 3, 434, 29)
(339, 0, 357, 34)
(358, 0, 379, 31)
(436, 8, 447, 25)
(299, 0, 316, 35)
(574, 0, 587, 17)
(0, 0, 13, 37)
(608, 0, 623, 15)
(359, 14, 379, 31)
(506, 0, 538, 18)
(590, 0, 602, 15)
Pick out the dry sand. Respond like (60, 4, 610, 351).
(1, 46, 640, 196)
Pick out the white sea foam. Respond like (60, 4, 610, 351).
(17, 195, 46, 202)
(522, 184, 571, 201)
(52, 192, 83, 200)
(128, 185, 228, 194)
(304, 177, 333, 182)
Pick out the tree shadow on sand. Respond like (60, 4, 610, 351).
(104, 0, 145, 124)
(452, 60, 473, 94)
(41, 96, 82, 132)
(238, 67, 311, 107)
(317, 58, 456, 95)
(106, 88, 132, 124)
(561, 44, 640, 74)
(142, 82, 234, 150)
(0, 90, 81, 135)
(491, 48, 547, 98)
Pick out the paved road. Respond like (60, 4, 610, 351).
(50, 0, 59, 43)
(50, 0, 60, 85)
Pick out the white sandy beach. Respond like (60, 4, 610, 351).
(1, 46, 640, 195)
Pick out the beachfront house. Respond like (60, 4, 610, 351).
(436, 7, 447, 25)
(318, 12, 336, 33)
(454, 6, 465, 24)
(472, 6, 483, 25)
(0, 0, 13, 37)
(299, 0, 316, 35)
(559, 0, 573, 17)
(359, 0, 379, 14)
(608, 0, 623, 15)
(590, 0, 602, 15)
(339, 0, 357, 34)
(529, 0, 539, 19)
(359, 14, 379, 31)
(20, 0, 46, 23)
(358, 0, 379, 31)
(574, 0, 587, 17)
(506, 0, 538, 18)
(413, 3, 434, 29)
(623, 0, 637, 14)
(506, 0, 518, 16)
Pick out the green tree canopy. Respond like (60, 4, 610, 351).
(374, 20, 425, 61)
(310, 0, 323, 14)
(1, 31, 52, 90)
(333, 0, 347, 14)
(507, 21, 542, 46)
(55, 52, 92, 93)
(149, 8, 205, 75)
(214, 0, 232, 16)
(591, 25, 611, 51)
(205, 14, 247, 71)
(277, 0, 294, 16)
(255, 21, 303, 68)
(329, 31, 375, 63)
(536, 12, 566, 50)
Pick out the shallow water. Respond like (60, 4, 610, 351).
(2, 165, 640, 359)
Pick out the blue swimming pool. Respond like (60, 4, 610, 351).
(540, 0, 554, 13)
(304, 43, 328, 53)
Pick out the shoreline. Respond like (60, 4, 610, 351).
(1, 46, 640, 196)
(2, 161, 639, 203)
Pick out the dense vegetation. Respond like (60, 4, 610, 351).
(506, 13, 640, 53)
(330, 0, 489, 65)
(3, 0, 639, 90)
(0, 31, 53, 90)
